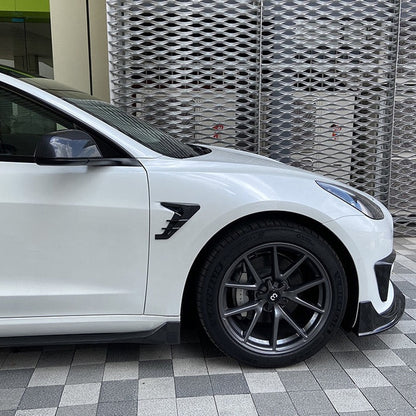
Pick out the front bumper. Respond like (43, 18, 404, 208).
(354, 283, 405, 336)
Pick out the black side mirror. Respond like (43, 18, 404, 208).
(35, 129, 102, 166)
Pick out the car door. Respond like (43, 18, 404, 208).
(0, 85, 149, 320)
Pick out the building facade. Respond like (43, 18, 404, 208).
(106, 0, 416, 236)
(0, 0, 415, 235)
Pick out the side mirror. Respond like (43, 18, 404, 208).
(35, 129, 102, 166)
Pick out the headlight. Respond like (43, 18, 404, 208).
(316, 181, 384, 220)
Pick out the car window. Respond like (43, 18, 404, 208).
(21, 77, 211, 159)
(0, 87, 74, 160)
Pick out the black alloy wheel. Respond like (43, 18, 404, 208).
(197, 219, 347, 367)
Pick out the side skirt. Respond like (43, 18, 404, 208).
(0, 322, 180, 347)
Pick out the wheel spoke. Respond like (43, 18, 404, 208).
(272, 246, 282, 281)
(244, 257, 263, 285)
(272, 305, 282, 350)
(288, 278, 325, 295)
(244, 301, 265, 342)
(223, 300, 262, 318)
(281, 254, 307, 280)
(278, 305, 308, 339)
(225, 282, 258, 290)
(286, 295, 325, 314)
(218, 241, 333, 358)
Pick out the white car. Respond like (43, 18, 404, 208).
(0, 71, 405, 367)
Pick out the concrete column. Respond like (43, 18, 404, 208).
(49, 0, 110, 101)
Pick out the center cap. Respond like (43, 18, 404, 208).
(269, 291, 280, 303)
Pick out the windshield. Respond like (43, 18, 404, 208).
(22, 78, 209, 159)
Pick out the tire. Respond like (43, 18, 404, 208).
(196, 219, 347, 368)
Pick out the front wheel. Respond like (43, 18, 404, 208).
(197, 219, 347, 367)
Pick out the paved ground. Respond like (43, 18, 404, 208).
(0, 237, 415, 416)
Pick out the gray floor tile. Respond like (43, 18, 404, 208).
(333, 351, 373, 368)
(206, 357, 242, 374)
(361, 386, 414, 411)
(138, 377, 175, 400)
(405, 299, 416, 309)
(0, 388, 24, 410)
(363, 349, 406, 367)
(139, 359, 173, 378)
(289, 390, 335, 415)
(275, 361, 309, 372)
(378, 334, 416, 349)
(59, 383, 101, 407)
(18, 385, 64, 410)
(172, 343, 204, 359)
(279, 370, 321, 391)
(1, 351, 40, 370)
(325, 388, 373, 413)
(345, 368, 391, 388)
(66, 364, 104, 385)
(37, 351, 74, 368)
(103, 361, 138, 381)
(396, 319, 416, 334)
(305, 348, 341, 370)
(396, 281, 416, 291)
(394, 263, 414, 274)
(173, 357, 208, 376)
(326, 331, 358, 352)
(139, 398, 177, 416)
(139, 345, 172, 361)
(15, 408, 57, 416)
(240, 365, 276, 374)
(252, 392, 297, 416)
(96, 400, 137, 416)
(175, 375, 213, 398)
(312, 368, 355, 389)
(393, 348, 416, 366)
(0, 352, 8, 368)
(347, 333, 389, 351)
(379, 365, 416, 386)
(378, 410, 416, 416)
(211, 373, 250, 395)
(396, 384, 416, 407)
(105, 345, 140, 362)
(244, 372, 285, 393)
(56, 404, 97, 416)
(176, 396, 215, 416)
(29, 366, 69, 387)
(215, 394, 257, 416)
(72, 347, 107, 366)
(0, 369, 34, 389)
(99, 379, 137, 403)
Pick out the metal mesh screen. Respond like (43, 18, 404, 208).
(390, 0, 416, 235)
(107, 0, 415, 236)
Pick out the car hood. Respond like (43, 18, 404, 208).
(192, 145, 323, 180)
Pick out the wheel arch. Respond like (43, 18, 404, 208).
(181, 211, 358, 330)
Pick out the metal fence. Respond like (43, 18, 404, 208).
(107, 0, 416, 236)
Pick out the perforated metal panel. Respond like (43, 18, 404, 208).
(107, 0, 415, 236)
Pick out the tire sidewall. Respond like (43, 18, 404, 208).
(198, 221, 347, 367)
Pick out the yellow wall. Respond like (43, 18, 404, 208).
(1, 0, 49, 13)
(49, 0, 110, 101)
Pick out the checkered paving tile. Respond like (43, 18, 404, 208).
(0, 237, 415, 415)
